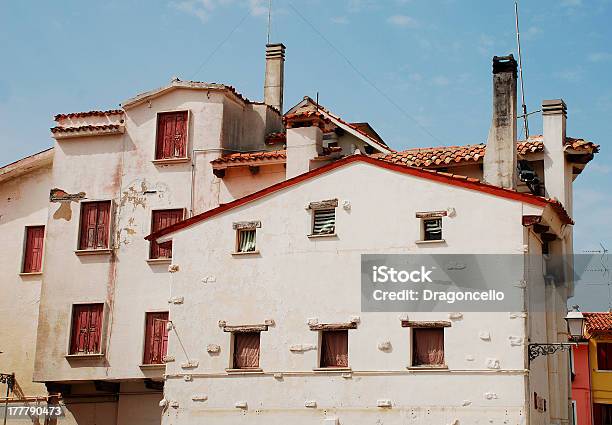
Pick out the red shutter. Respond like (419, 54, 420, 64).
(96, 202, 110, 248)
(70, 304, 103, 354)
(155, 112, 188, 160)
(79, 202, 111, 250)
(23, 226, 45, 273)
(150, 209, 183, 259)
(143, 312, 169, 364)
(320, 330, 348, 368)
(233, 332, 261, 369)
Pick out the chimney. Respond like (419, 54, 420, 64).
(264, 43, 286, 113)
(542, 99, 571, 213)
(483, 55, 518, 189)
(285, 113, 324, 179)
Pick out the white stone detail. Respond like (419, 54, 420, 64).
(378, 341, 392, 351)
(163, 355, 175, 363)
(449, 312, 463, 320)
(264, 319, 275, 326)
(307, 318, 318, 326)
(350, 315, 360, 324)
(201, 275, 216, 284)
(192, 394, 208, 401)
(168, 296, 184, 304)
(273, 372, 283, 379)
(289, 344, 317, 353)
(184, 375, 192, 381)
(218, 320, 227, 328)
(207, 344, 221, 353)
(166, 321, 174, 331)
(479, 331, 491, 341)
(342, 372, 352, 378)
(181, 360, 199, 369)
(447, 207, 456, 217)
(465, 355, 475, 361)
(235, 401, 248, 409)
(484, 392, 498, 400)
(323, 418, 339, 425)
(169, 401, 179, 408)
(159, 399, 168, 407)
(462, 400, 472, 406)
(509, 312, 527, 319)
(485, 358, 500, 369)
(377, 399, 392, 408)
(342, 200, 351, 211)
(304, 400, 317, 408)
(509, 336, 523, 346)
(168, 264, 180, 273)
(398, 313, 409, 321)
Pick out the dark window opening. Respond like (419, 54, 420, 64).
(312, 209, 336, 235)
(233, 332, 261, 369)
(320, 330, 348, 368)
(423, 218, 442, 241)
(412, 328, 445, 366)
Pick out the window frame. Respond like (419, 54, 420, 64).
(149, 208, 185, 260)
(230, 331, 262, 370)
(235, 228, 257, 253)
(76, 200, 113, 253)
(21, 225, 45, 274)
(153, 110, 191, 162)
(66, 302, 106, 357)
(422, 217, 443, 241)
(307, 199, 338, 238)
(141, 311, 169, 366)
(318, 329, 349, 369)
(597, 341, 612, 370)
(410, 327, 446, 368)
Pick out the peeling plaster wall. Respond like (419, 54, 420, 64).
(163, 161, 539, 424)
(0, 165, 51, 396)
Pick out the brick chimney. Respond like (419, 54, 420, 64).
(264, 43, 286, 113)
(542, 99, 572, 214)
(285, 113, 325, 179)
(483, 55, 518, 189)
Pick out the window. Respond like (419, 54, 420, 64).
(155, 111, 188, 160)
(69, 303, 103, 355)
(412, 328, 445, 366)
(423, 218, 442, 241)
(312, 209, 336, 235)
(320, 330, 348, 368)
(143, 312, 169, 365)
(232, 332, 260, 369)
(236, 229, 256, 253)
(22, 226, 45, 273)
(150, 209, 183, 259)
(594, 403, 612, 424)
(597, 342, 612, 370)
(79, 201, 111, 250)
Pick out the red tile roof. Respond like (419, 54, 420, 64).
(147, 154, 572, 241)
(54, 109, 123, 121)
(51, 124, 123, 134)
(584, 312, 612, 337)
(211, 150, 286, 166)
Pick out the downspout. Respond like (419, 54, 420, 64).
(524, 226, 532, 425)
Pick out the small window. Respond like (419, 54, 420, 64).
(150, 209, 183, 259)
(597, 343, 612, 370)
(412, 328, 444, 366)
(320, 330, 348, 368)
(155, 111, 188, 160)
(22, 225, 45, 273)
(236, 229, 257, 253)
(232, 332, 260, 369)
(79, 201, 111, 250)
(423, 218, 442, 241)
(143, 312, 169, 365)
(69, 303, 104, 355)
(312, 208, 336, 235)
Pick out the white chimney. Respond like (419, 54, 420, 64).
(542, 99, 572, 214)
(483, 55, 518, 189)
(285, 114, 324, 179)
(264, 43, 286, 113)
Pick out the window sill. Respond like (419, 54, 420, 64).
(313, 367, 351, 373)
(75, 249, 112, 256)
(231, 251, 260, 256)
(415, 239, 446, 245)
(307, 233, 337, 239)
(20, 272, 43, 276)
(139, 364, 166, 369)
(146, 258, 172, 265)
(65, 353, 104, 359)
(152, 158, 190, 165)
(225, 368, 263, 374)
(407, 365, 448, 370)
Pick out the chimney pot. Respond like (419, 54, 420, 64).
(264, 43, 286, 113)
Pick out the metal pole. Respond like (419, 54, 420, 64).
(2, 374, 13, 425)
(515, 1, 529, 139)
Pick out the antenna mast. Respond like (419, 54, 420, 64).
(267, 0, 272, 44)
(515, 1, 529, 139)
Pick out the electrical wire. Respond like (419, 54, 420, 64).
(288, 2, 446, 146)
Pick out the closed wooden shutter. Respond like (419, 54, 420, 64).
(155, 111, 188, 160)
(150, 209, 183, 259)
(312, 208, 336, 235)
(320, 330, 348, 368)
(79, 201, 111, 250)
(233, 332, 260, 369)
(23, 226, 45, 273)
(70, 304, 103, 354)
(143, 312, 169, 364)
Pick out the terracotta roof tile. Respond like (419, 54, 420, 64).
(54, 109, 124, 121)
(51, 124, 122, 134)
(584, 312, 612, 337)
(211, 150, 287, 165)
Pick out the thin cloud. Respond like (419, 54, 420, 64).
(554, 68, 582, 82)
(588, 52, 612, 62)
(171, 0, 266, 23)
(387, 15, 418, 28)
(331, 16, 350, 24)
(431, 76, 450, 87)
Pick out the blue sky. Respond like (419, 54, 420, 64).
(0, 1, 610, 260)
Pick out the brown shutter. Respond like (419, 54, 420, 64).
(150, 209, 183, 259)
(320, 330, 348, 368)
(23, 226, 45, 273)
(143, 312, 169, 364)
(412, 328, 445, 366)
(156, 112, 188, 159)
(80, 203, 99, 250)
(233, 332, 260, 369)
(70, 304, 103, 354)
(96, 201, 110, 249)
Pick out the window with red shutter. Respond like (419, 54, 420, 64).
(149, 209, 183, 259)
(155, 111, 188, 160)
(598, 343, 612, 370)
(143, 312, 169, 365)
(22, 226, 45, 273)
(79, 201, 111, 250)
(320, 330, 348, 368)
(69, 303, 104, 355)
(232, 332, 261, 369)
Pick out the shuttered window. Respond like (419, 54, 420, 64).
(320, 330, 348, 368)
(237, 229, 256, 253)
(423, 218, 442, 241)
(79, 201, 111, 250)
(150, 209, 183, 259)
(312, 208, 336, 235)
(69, 304, 104, 355)
(598, 343, 612, 370)
(23, 226, 45, 273)
(155, 111, 188, 160)
(412, 328, 445, 366)
(143, 312, 169, 365)
(233, 332, 260, 369)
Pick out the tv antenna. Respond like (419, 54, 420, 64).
(267, 0, 272, 44)
(514, 1, 530, 139)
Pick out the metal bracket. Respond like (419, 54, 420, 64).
(528, 343, 575, 362)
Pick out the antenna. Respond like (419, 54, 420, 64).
(514, 1, 529, 139)
(267, 0, 272, 44)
